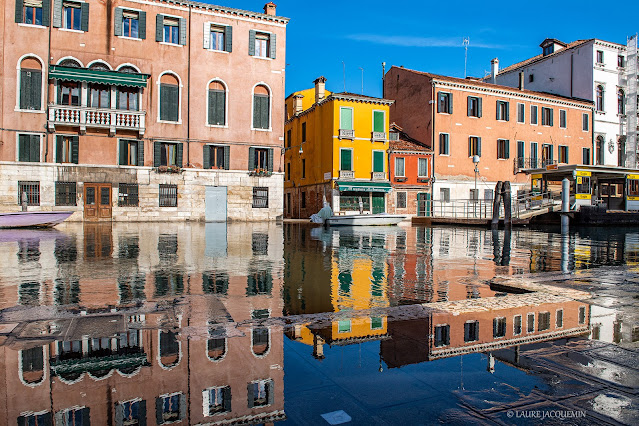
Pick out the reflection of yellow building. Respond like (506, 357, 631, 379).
(283, 77, 393, 218)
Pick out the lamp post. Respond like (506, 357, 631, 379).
(472, 155, 480, 216)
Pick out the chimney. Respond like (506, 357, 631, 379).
(293, 94, 304, 116)
(314, 76, 327, 104)
(490, 58, 499, 83)
(263, 2, 276, 16)
(518, 71, 525, 90)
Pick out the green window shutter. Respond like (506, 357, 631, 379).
(437, 93, 442, 113)
(373, 111, 384, 132)
(155, 14, 164, 42)
(81, 407, 90, 425)
(30, 135, 40, 162)
(549, 146, 554, 162)
(139, 11, 146, 39)
(32, 70, 42, 110)
(52, 0, 62, 27)
(176, 143, 183, 167)
(19, 70, 29, 109)
(160, 85, 168, 120)
(42, 0, 50, 27)
(566, 146, 569, 163)
(248, 30, 256, 56)
(505, 102, 510, 121)
(267, 381, 275, 405)
(268, 148, 274, 172)
(216, 91, 226, 125)
(224, 25, 233, 52)
(223, 145, 230, 170)
(247, 383, 255, 408)
(171, 85, 179, 121)
(261, 96, 269, 129)
(496, 101, 500, 119)
(505, 140, 510, 159)
(269, 33, 276, 59)
(179, 18, 187, 45)
(449, 93, 453, 114)
(478, 137, 482, 157)
(19, 135, 29, 162)
(207, 90, 215, 125)
(138, 400, 147, 426)
(119, 140, 128, 165)
(467, 97, 472, 116)
(253, 95, 261, 128)
(478, 97, 483, 117)
(550, 110, 554, 126)
(373, 151, 384, 172)
(341, 149, 351, 171)
(341, 108, 353, 130)
(203, 145, 210, 169)
(15, 0, 23, 23)
(137, 141, 144, 166)
(114, 7, 123, 36)
(468, 137, 472, 157)
(223, 388, 231, 411)
(71, 136, 79, 164)
(202, 21, 210, 48)
(80, 2, 89, 32)
(155, 398, 163, 425)
(248, 147, 255, 170)
(153, 141, 161, 167)
(56, 136, 62, 163)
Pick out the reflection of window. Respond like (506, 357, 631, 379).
(527, 313, 535, 332)
(434, 324, 450, 347)
(17, 412, 52, 426)
(252, 233, 268, 255)
(578, 306, 586, 324)
(207, 330, 226, 361)
(556, 309, 563, 328)
(538, 312, 550, 331)
(493, 317, 506, 338)
(246, 270, 272, 295)
(154, 272, 183, 296)
(157, 393, 183, 423)
(252, 327, 269, 355)
(248, 380, 274, 408)
(117, 400, 145, 425)
(338, 320, 351, 333)
(202, 272, 229, 294)
(159, 331, 180, 365)
(513, 315, 522, 335)
(21, 346, 44, 383)
(204, 386, 231, 415)
(371, 317, 383, 330)
(464, 321, 479, 342)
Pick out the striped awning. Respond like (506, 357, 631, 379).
(49, 65, 150, 87)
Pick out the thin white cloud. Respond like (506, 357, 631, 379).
(346, 34, 514, 49)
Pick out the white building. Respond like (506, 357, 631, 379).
(491, 38, 638, 168)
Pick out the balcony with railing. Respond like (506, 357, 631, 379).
(339, 129, 355, 139)
(339, 170, 354, 179)
(372, 132, 386, 141)
(48, 105, 146, 136)
(513, 157, 557, 172)
(371, 171, 385, 180)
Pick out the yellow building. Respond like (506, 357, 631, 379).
(284, 77, 393, 218)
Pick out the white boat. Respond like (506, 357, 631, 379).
(325, 213, 408, 227)
(0, 211, 74, 229)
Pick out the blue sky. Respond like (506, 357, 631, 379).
(210, 0, 637, 97)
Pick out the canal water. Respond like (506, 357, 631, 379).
(1, 223, 638, 425)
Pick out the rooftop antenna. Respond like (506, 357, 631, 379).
(382, 62, 386, 97)
(359, 67, 364, 94)
(342, 61, 346, 92)
(463, 37, 470, 78)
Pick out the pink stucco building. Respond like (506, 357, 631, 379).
(0, 0, 288, 221)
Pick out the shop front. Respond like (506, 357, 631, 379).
(334, 182, 391, 215)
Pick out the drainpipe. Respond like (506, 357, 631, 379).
(186, 5, 192, 167)
(431, 80, 436, 207)
(45, 4, 53, 162)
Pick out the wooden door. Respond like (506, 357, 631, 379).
(84, 183, 112, 220)
(372, 193, 385, 214)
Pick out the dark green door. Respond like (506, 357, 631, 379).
(372, 193, 385, 214)
(417, 193, 431, 217)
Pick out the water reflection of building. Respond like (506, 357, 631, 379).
(0, 222, 285, 425)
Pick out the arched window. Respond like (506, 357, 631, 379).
(159, 330, 180, 368)
(253, 84, 270, 130)
(252, 326, 269, 356)
(596, 85, 604, 112)
(618, 136, 626, 167)
(88, 61, 111, 71)
(19, 57, 42, 110)
(618, 89, 625, 115)
(118, 65, 139, 74)
(207, 337, 226, 361)
(596, 135, 605, 165)
(208, 80, 226, 126)
(59, 58, 82, 68)
(159, 73, 180, 122)
(20, 346, 44, 385)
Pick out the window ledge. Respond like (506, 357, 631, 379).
(58, 27, 84, 34)
(439, 154, 449, 156)
(595, 110, 605, 115)
(18, 23, 47, 29)
(206, 124, 228, 129)
(467, 115, 480, 119)
(517, 121, 525, 124)
(252, 56, 274, 61)
(117, 35, 143, 41)
(157, 120, 182, 125)
(15, 108, 45, 114)
(159, 42, 184, 47)
(206, 48, 230, 54)
(251, 128, 272, 132)
(497, 158, 509, 161)
(437, 112, 451, 115)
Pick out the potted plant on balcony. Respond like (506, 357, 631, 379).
(156, 165, 182, 174)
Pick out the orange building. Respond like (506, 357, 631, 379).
(0, 0, 288, 222)
(384, 67, 593, 206)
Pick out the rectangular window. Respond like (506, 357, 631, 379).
(56, 135, 78, 164)
(582, 113, 589, 131)
(373, 151, 384, 173)
(516, 140, 525, 168)
(338, 320, 351, 333)
(118, 183, 139, 206)
(527, 313, 535, 333)
(439, 133, 450, 155)
(117, 87, 139, 111)
(496, 100, 509, 121)
(530, 142, 538, 168)
(163, 17, 179, 44)
(469, 188, 479, 201)
(440, 188, 450, 202)
(596, 50, 604, 64)
(559, 145, 569, 163)
(578, 306, 586, 324)
(437, 92, 452, 114)
(204, 145, 227, 170)
(204, 386, 231, 415)
(63, 1, 82, 31)
(58, 407, 89, 426)
(395, 157, 405, 177)
(396, 192, 407, 209)
(209, 24, 225, 50)
(302, 122, 307, 142)
(434, 325, 450, 347)
(517, 103, 525, 123)
(582, 148, 591, 165)
(340, 107, 353, 130)
(18, 181, 40, 206)
(18, 134, 40, 162)
(618, 55, 625, 68)
(302, 159, 306, 178)
(159, 184, 177, 207)
(58, 81, 80, 106)
(559, 110, 567, 128)
(541, 107, 553, 126)
(484, 189, 493, 201)
(531, 105, 538, 125)
(418, 158, 428, 177)
(556, 309, 564, 328)
(119, 139, 143, 166)
(55, 181, 76, 206)
(371, 317, 383, 330)
(160, 83, 179, 122)
(542, 144, 554, 166)
(286, 129, 292, 148)
(464, 321, 479, 342)
(538, 312, 550, 331)
(467, 96, 481, 117)
(250, 147, 271, 172)
(20, 67, 42, 110)
(19, 0, 45, 26)
(497, 139, 510, 159)
(154, 142, 182, 167)
(255, 32, 270, 57)
(286, 163, 290, 181)
(300, 192, 306, 209)
(249, 380, 274, 408)
(340, 149, 352, 171)
(158, 393, 183, 423)
(373, 110, 385, 132)
(340, 192, 370, 211)
(514, 315, 522, 335)
(252, 187, 268, 208)
(117, 400, 144, 425)
(493, 317, 507, 338)
(468, 136, 481, 157)
(121, 9, 141, 39)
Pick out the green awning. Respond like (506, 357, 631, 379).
(337, 181, 392, 193)
(49, 65, 150, 88)
(51, 352, 150, 376)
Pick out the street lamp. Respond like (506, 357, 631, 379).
(472, 155, 480, 198)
